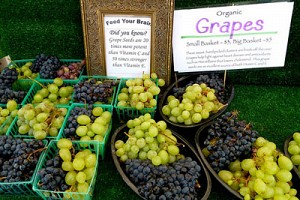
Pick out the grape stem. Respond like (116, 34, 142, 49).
(124, 132, 132, 138)
(25, 76, 46, 88)
(27, 147, 47, 160)
(160, 131, 185, 147)
(46, 109, 62, 131)
(0, 177, 7, 180)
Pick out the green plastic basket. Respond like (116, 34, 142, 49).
(0, 115, 14, 135)
(22, 79, 79, 106)
(113, 78, 158, 121)
(0, 139, 48, 196)
(36, 59, 85, 82)
(58, 103, 113, 159)
(71, 75, 118, 107)
(32, 140, 100, 200)
(6, 105, 70, 140)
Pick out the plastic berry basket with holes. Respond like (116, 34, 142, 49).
(0, 138, 48, 196)
(36, 59, 85, 82)
(22, 78, 79, 106)
(113, 78, 159, 121)
(32, 140, 100, 200)
(6, 105, 69, 140)
(0, 103, 20, 135)
(57, 103, 113, 159)
(71, 75, 118, 107)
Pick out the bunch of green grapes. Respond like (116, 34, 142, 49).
(0, 100, 18, 135)
(218, 137, 299, 200)
(57, 139, 97, 196)
(74, 107, 112, 143)
(32, 78, 74, 105)
(162, 83, 224, 125)
(117, 73, 165, 110)
(288, 132, 300, 171)
(114, 113, 183, 166)
(17, 102, 68, 139)
(15, 61, 38, 79)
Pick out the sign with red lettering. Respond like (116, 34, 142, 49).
(172, 2, 294, 72)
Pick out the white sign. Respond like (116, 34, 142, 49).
(104, 14, 151, 78)
(173, 2, 294, 72)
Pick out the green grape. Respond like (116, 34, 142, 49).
(136, 138, 146, 148)
(192, 113, 202, 123)
(120, 154, 128, 162)
(75, 152, 85, 159)
(239, 186, 250, 197)
(84, 167, 95, 180)
(184, 118, 193, 125)
(253, 178, 267, 195)
(24, 110, 35, 121)
(92, 107, 103, 117)
(156, 121, 167, 131)
(151, 155, 162, 166)
(76, 126, 88, 137)
(73, 157, 85, 171)
(149, 142, 159, 151)
(135, 102, 144, 110)
(145, 136, 154, 144)
(275, 181, 290, 194)
(57, 139, 72, 150)
(82, 149, 92, 157)
(291, 155, 300, 165)
(241, 159, 255, 171)
(19, 124, 30, 134)
(130, 144, 140, 154)
(263, 161, 279, 175)
(256, 146, 273, 157)
(140, 121, 150, 131)
(6, 100, 18, 112)
(148, 125, 158, 137)
(278, 155, 293, 171)
(229, 160, 242, 172)
(167, 144, 179, 156)
(114, 140, 124, 149)
(288, 144, 300, 155)
(256, 169, 265, 179)
(138, 151, 147, 160)
(162, 105, 171, 116)
(76, 171, 87, 184)
(293, 132, 300, 143)
(62, 161, 75, 171)
(200, 109, 210, 120)
(147, 150, 157, 159)
(127, 151, 138, 159)
(59, 148, 72, 162)
(158, 150, 169, 164)
(165, 134, 177, 145)
(218, 170, 233, 183)
(34, 130, 47, 140)
(168, 99, 180, 109)
(91, 123, 106, 135)
(65, 171, 77, 186)
(49, 127, 59, 136)
(274, 186, 285, 195)
(77, 115, 91, 125)
(275, 169, 292, 182)
(48, 83, 59, 94)
(168, 155, 176, 163)
(85, 153, 97, 168)
(77, 182, 89, 193)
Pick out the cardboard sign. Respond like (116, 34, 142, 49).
(0, 55, 11, 71)
(173, 2, 294, 72)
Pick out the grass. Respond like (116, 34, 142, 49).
(1, 84, 300, 200)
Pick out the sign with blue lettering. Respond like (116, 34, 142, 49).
(172, 2, 294, 72)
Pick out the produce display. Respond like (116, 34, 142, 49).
(159, 73, 233, 126)
(287, 132, 300, 171)
(15, 103, 68, 139)
(0, 136, 46, 184)
(73, 77, 117, 104)
(0, 100, 18, 135)
(197, 111, 299, 200)
(116, 73, 165, 110)
(32, 78, 74, 105)
(63, 104, 112, 142)
(113, 114, 206, 199)
(35, 139, 98, 198)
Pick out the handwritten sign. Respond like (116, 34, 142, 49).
(172, 2, 294, 72)
(104, 14, 151, 78)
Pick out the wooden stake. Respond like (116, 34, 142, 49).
(175, 73, 178, 88)
(223, 70, 227, 88)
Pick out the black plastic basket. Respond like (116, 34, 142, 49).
(111, 124, 212, 200)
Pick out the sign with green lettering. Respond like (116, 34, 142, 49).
(173, 2, 294, 72)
